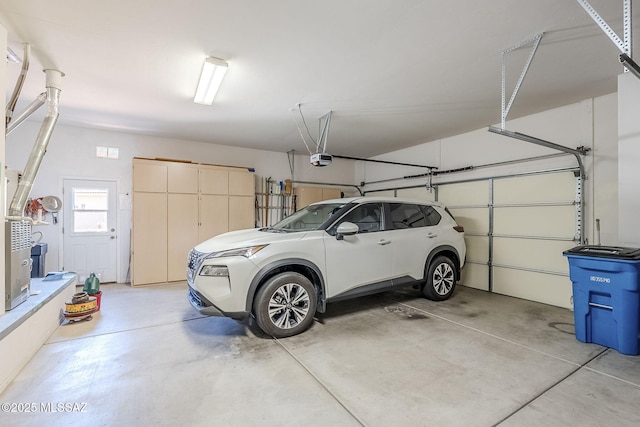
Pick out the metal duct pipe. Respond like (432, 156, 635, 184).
(8, 69, 64, 217)
(5, 44, 30, 128)
(5, 92, 47, 136)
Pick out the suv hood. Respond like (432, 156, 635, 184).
(194, 228, 309, 254)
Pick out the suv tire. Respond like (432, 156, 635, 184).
(422, 256, 456, 301)
(254, 272, 317, 338)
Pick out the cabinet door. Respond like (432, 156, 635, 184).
(229, 196, 255, 231)
(322, 188, 341, 200)
(229, 170, 254, 196)
(167, 194, 199, 282)
(133, 161, 167, 192)
(295, 186, 323, 209)
(200, 169, 229, 195)
(132, 192, 167, 285)
(200, 195, 229, 240)
(168, 164, 198, 194)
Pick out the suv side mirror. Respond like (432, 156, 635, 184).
(336, 222, 359, 240)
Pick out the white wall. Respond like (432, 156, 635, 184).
(593, 93, 618, 245)
(359, 94, 619, 247)
(618, 72, 640, 247)
(1, 24, 7, 315)
(4, 123, 356, 283)
(361, 99, 594, 189)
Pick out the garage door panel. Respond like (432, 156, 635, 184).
(396, 187, 436, 201)
(438, 181, 489, 205)
(465, 235, 489, 262)
(448, 207, 489, 234)
(493, 238, 573, 274)
(494, 172, 576, 204)
(493, 268, 572, 309)
(460, 263, 489, 291)
(493, 206, 575, 237)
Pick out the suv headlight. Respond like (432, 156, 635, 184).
(199, 265, 230, 277)
(205, 245, 268, 259)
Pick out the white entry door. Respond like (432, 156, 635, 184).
(63, 179, 118, 283)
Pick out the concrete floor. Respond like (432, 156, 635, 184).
(1, 282, 639, 426)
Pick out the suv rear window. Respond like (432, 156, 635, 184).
(389, 203, 441, 229)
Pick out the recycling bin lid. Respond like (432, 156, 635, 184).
(563, 245, 640, 260)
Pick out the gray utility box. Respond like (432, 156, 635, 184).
(5, 221, 32, 310)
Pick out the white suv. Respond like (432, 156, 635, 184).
(187, 196, 466, 337)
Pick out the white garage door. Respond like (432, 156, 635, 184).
(491, 172, 577, 308)
(367, 169, 580, 309)
(437, 181, 491, 293)
(440, 171, 578, 309)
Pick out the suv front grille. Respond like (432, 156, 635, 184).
(187, 249, 206, 284)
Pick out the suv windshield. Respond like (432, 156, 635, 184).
(268, 202, 346, 232)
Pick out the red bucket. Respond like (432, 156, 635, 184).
(89, 291, 103, 311)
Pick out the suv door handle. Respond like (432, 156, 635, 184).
(427, 233, 437, 239)
(378, 239, 391, 245)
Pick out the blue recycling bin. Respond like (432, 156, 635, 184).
(30, 243, 48, 278)
(564, 245, 640, 356)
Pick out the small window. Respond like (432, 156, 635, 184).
(73, 188, 109, 232)
(389, 203, 441, 229)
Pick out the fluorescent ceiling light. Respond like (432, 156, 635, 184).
(194, 56, 228, 105)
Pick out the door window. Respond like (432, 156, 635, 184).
(72, 188, 109, 232)
(337, 203, 383, 233)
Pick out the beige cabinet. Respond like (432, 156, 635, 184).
(229, 196, 255, 231)
(132, 192, 167, 285)
(200, 168, 228, 195)
(295, 185, 342, 209)
(132, 158, 255, 286)
(168, 164, 198, 194)
(229, 170, 254, 196)
(199, 195, 229, 240)
(199, 167, 255, 234)
(133, 161, 167, 192)
(168, 193, 199, 282)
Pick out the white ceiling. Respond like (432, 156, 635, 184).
(1, 1, 636, 158)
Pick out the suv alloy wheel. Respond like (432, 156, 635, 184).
(254, 272, 318, 338)
(422, 256, 457, 301)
